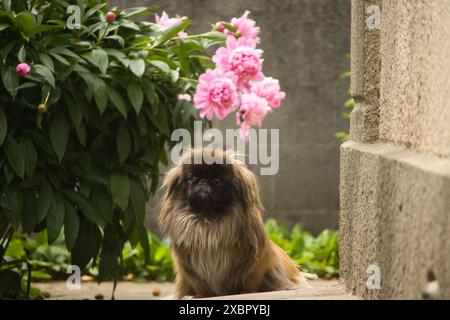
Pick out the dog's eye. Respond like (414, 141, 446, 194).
(214, 178, 222, 185)
(187, 174, 194, 183)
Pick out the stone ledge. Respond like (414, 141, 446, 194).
(200, 280, 358, 300)
(340, 141, 450, 299)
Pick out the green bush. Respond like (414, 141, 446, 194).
(0, 0, 225, 298)
(2, 219, 339, 298)
(264, 219, 339, 278)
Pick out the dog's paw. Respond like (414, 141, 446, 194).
(301, 272, 319, 281)
(181, 295, 195, 300)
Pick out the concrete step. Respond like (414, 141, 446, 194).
(34, 279, 358, 300)
(200, 280, 359, 300)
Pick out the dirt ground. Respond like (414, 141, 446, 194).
(34, 280, 176, 300)
(34, 279, 356, 300)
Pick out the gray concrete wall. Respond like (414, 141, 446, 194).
(111, 0, 351, 234)
(340, 0, 450, 299)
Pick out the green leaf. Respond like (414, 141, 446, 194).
(65, 95, 83, 127)
(16, 11, 34, 36)
(2, 67, 19, 99)
(64, 190, 106, 226)
(48, 52, 69, 65)
(49, 47, 80, 60)
(141, 79, 158, 114)
(37, 179, 52, 223)
(47, 193, 65, 244)
(30, 271, 52, 280)
(120, 20, 140, 31)
(38, 53, 55, 73)
(108, 88, 128, 118)
(138, 226, 150, 265)
(0, 188, 23, 227)
(20, 135, 37, 178)
(93, 76, 108, 114)
(4, 135, 25, 179)
(64, 201, 80, 250)
(90, 186, 112, 224)
(149, 60, 171, 74)
(33, 64, 55, 88)
(75, 122, 86, 146)
(0, 24, 9, 32)
(84, 48, 109, 75)
(18, 45, 26, 63)
(105, 35, 125, 47)
(130, 179, 146, 225)
(0, 270, 21, 298)
(22, 190, 37, 233)
(153, 18, 191, 47)
(110, 171, 130, 211)
(83, 3, 109, 22)
(121, 7, 153, 18)
(177, 41, 190, 74)
(116, 124, 131, 164)
(148, 107, 169, 135)
(71, 219, 102, 270)
(76, 71, 94, 101)
(0, 107, 7, 146)
(126, 80, 143, 114)
(50, 113, 69, 163)
(29, 23, 65, 35)
(128, 59, 145, 77)
(98, 220, 123, 283)
(104, 48, 129, 67)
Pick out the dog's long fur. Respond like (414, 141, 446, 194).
(159, 149, 306, 299)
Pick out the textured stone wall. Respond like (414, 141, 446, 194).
(340, 0, 450, 299)
(379, 1, 450, 157)
(111, 0, 351, 233)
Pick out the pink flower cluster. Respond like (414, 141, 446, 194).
(155, 11, 187, 38)
(194, 11, 285, 141)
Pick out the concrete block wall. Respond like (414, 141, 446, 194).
(111, 0, 351, 234)
(340, 0, 450, 299)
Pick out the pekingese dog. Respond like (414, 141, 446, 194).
(159, 148, 306, 299)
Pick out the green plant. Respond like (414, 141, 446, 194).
(0, 0, 225, 298)
(2, 218, 338, 299)
(1, 231, 69, 299)
(2, 229, 174, 294)
(122, 232, 173, 282)
(264, 219, 339, 278)
(335, 56, 354, 142)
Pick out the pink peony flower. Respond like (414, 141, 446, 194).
(250, 77, 286, 109)
(224, 11, 260, 43)
(194, 69, 239, 120)
(238, 93, 270, 127)
(16, 63, 31, 77)
(155, 11, 187, 38)
(213, 37, 263, 90)
(106, 11, 116, 23)
(239, 122, 251, 141)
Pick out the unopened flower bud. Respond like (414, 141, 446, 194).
(215, 22, 225, 32)
(106, 11, 116, 23)
(38, 104, 47, 113)
(16, 63, 31, 77)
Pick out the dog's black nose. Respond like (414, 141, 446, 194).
(199, 178, 207, 185)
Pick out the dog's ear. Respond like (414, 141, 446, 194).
(232, 162, 263, 210)
(161, 165, 183, 198)
(159, 165, 183, 233)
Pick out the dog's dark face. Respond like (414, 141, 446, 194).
(181, 163, 237, 213)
